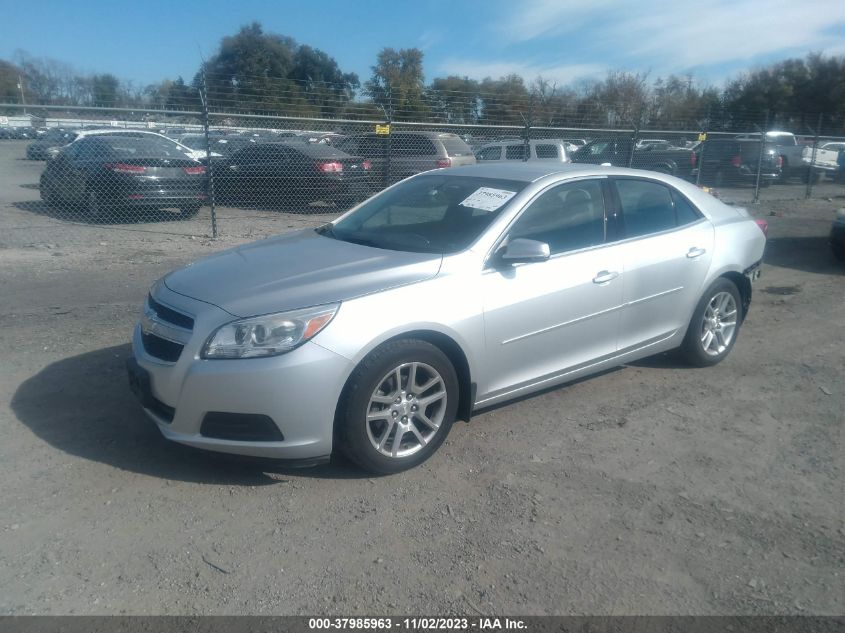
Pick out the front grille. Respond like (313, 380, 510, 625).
(141, 331, 183, 363)
(200, 413, 284, 442)
(148, 294, 194, 329)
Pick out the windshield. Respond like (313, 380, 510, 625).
(325, 175, 527, 254)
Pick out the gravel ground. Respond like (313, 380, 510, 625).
(1, 141, 843, 615)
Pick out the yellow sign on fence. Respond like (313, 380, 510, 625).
(375, 124, 390, 135)
(698, 132, 707, 141)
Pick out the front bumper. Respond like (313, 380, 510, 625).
(129, 288, 354, 460)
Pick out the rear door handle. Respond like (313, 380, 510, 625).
(593, 270, 619, 284)
(687, 247, 706, 259)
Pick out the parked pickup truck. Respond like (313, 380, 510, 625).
(570, 138, 696, 179)
(737, 131, 839, 182)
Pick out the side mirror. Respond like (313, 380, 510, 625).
(498, 238, 551, 264)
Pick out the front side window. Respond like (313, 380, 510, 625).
(508, 180, 606, 255)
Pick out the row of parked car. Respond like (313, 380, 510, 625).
(19, 123, 845, 222)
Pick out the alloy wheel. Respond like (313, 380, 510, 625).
(365, 361, 447, 458)
(700, 291, 738, 357)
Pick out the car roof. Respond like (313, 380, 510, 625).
(436, 162, 623, 182)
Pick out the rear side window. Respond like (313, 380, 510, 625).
(672, 191, 702, 225)
(394, 135, 436, 156)
(505, 144, 527, 160)
(615, 180, 676, 238)
(535, 144, 559, 159)
(476, 146, 502, 161)
(440, 138, 473, 157)
(615, 179, 701, 238)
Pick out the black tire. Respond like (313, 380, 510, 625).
(831, 240, 845, 262)
(337, 338, 459, 474)
(680, 278, 743, 367)
(40, 178, 58, 206)
(778, 158, 790, 183)
(84, 187, 103, 221)
(179, 203, 201, 219)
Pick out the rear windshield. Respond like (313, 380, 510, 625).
(440, 137, 473, 157)
(84, 136, 188, 158)
(178, 135, 207, 150)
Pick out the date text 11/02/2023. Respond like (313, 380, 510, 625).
(307, 617, 528, 630)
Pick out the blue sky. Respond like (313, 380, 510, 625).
(3, 0, 845, 91)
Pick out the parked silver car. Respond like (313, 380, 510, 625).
(128, 164, 766, 473)
(475, 138, 570, 163)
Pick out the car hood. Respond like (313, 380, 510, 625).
(164, 229, 443, 317)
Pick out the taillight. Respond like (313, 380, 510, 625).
(436, 158, 452, 168)
(776, 155, 783, 168)
(754, 219, 768, 237)
(183, 166, 205, 175)
(316, 161, 343, 173)
(105, 163, 146, 174)
(362, 160, 372, 170)
(690, 152, 697, 167)
(731, 156, 742, 167)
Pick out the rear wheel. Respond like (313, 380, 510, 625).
(680, 278, 742, 367)
(85, 188, 103, 221)
(179, 203, 201, 219)
(337, 339, 459, 474)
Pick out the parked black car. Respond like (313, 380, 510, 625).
(26, 128, 78, 160)
(40, 135, 207, 219)
(692, 139, 781, 187)
(215, 142, 372, 208)
(570, 138, 696, 178)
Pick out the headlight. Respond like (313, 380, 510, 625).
(202, 303, 340, 359)
(835, 208, 845, 225)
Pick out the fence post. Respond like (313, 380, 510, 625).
(695, 131, 707, 187)
(522, 114, 531, 162)
(752, 112, 769, 204)
(805, 113, 823, 200)
(199, 67, 218, 239)
(383, 88, 393, 190)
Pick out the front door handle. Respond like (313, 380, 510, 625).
(687, 247, 706, 259)
(593, 270, 619, 284)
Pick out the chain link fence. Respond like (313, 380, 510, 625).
(2, 98, 845, 247)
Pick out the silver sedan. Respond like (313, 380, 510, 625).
(128, 163, 766, 473)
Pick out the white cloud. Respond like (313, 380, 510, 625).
(498, 0, 845, 72)
(437, 59, 606, 85)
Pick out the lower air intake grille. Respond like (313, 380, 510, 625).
(200, 413, 284, 442)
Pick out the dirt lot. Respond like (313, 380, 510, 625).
(0, 141, 843, 615)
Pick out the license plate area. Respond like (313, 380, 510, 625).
(126, 357, 154, 409)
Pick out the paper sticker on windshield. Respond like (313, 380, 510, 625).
(459, 187, 517, 212)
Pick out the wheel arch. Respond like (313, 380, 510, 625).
(333, 328, 476, 439)
(719, 270, 752, 322)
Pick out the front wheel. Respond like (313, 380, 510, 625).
(680, 278, 742, 367)
(337, 339, 459, 474)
